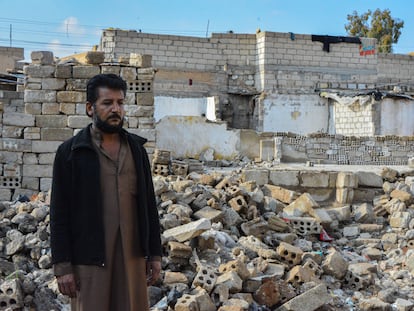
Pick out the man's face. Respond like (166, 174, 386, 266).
(87, 87, 126, 133)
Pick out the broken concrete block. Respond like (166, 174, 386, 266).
(389, 211, 411, 229)
(167, 241, 192, 260)
(175, 293, 199, 311)
(228, 195, 248, 213)
(129, 53, 152, 67)
(262, 184, 299, 204)
(336, 172, 358, 188)
(163, 271, 188, 285)
(0, 278, 23, 310)
(219, 259, 250, 280)
(302, 258, 323, 278)
(343, 226, 360, 238)
(162, 218, 211, 242)
(267, 215, 289, 232)
(171, 160, 189, 176)
(194, 288, 216, 311)
(390, 189, 412, 202)
(286, 217, 321, 236)
(381, 167, 398, 182)
(215, 177, 233, 190)
(276, 242, 303, 266)
(152, 164, 169, 176)
(356, 171, 383, 188)
(285, 265, 314, 286)
(240, 218, 269, 237)
(238, 236, 277, 259)
(326, 205, 352, 222)
(336, 187, 354, 204)
(253, 279, 281, 308)
(216, 271, 243, 294)
(193, 206, 223, 223)
(322, 249, 348, 279)
(394, 297, 414, 311)
(275, 283, 330, 311)
(358, 297, 392, 311)
(212, 283, 229, 305)
(283, 193, 319, 217)
(221, 297, 249, 310)
(192, 265, 217, 293)
(354, 203, 375, 223)
(31, 51, 54, 65)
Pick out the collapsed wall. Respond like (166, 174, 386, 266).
(0, 51, 156, 201)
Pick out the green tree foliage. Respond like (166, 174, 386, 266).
(345, 9, 404, 53)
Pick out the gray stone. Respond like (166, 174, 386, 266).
(3, 113, 35, 127)
(31, 51, 54, 65)
(275, 283, 330, 311)
(24, 90, 57, 103)
(162, 218, 211, 242)
(269, 170, 299, 187)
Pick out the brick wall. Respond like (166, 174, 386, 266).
(0, 54, 155, 200)
(334, 102, 377, 136)
(278, 132, 413, 165)
(100, 30, 414, 95)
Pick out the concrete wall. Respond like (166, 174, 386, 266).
(261, 94, 328, 134)
(155, 116, 414, 166)
(154, 96, 208, 121)
(380, 98, 414, 136)
(156, 116, 240, 159)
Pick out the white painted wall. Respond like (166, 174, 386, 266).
(154, 96, 210, 122)
(156, 116, 240, 159)
(262, 94, 329, 134)
(380, 98, 414, 135)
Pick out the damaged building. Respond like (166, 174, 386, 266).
(1, 30, 414, 199)
(99, 30, 414, 136)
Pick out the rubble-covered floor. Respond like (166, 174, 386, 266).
(1, 162, 414, 311)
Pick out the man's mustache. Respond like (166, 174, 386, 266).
(107, 114, 122, 120)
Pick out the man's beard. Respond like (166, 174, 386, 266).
(93, 113, 124, 134)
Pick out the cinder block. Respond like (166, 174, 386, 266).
(31, 51, 54, 65)
(56, 91, 86, 103)
(35, 115, 67, 128)
(192, 264, 217, 293)
(72, 65, 100, 79)
(24, 90, 57, 103)
(269, 170, 299, 187)
(228, 195, 247, 212)
(242, 169, 269, 186)
(276, 242, 303, 266)
(300, 171, 330, 188)
(336, 172, 358, 188)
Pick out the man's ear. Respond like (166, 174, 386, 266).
(86, 102, 93, 117)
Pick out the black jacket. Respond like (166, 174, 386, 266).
(50, 124, 162, 266)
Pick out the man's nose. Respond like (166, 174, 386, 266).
(111, 103, 122, 112)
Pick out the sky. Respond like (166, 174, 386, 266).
(1, 0, 413, 62)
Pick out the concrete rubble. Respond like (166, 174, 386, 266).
(1, 161, 414, 310)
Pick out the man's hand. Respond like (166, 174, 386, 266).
(57, 273, 78, 298)
(146, 260, 161, 286)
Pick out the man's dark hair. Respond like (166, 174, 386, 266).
(86, 74, 127, 104)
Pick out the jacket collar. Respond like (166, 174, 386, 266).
(71, 124, 148, 150)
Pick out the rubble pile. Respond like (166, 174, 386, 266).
(1, 165, 414, 310)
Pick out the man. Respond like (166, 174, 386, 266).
(50, 73, 162, 310)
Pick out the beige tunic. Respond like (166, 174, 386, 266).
(71, 130, 149, 311)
